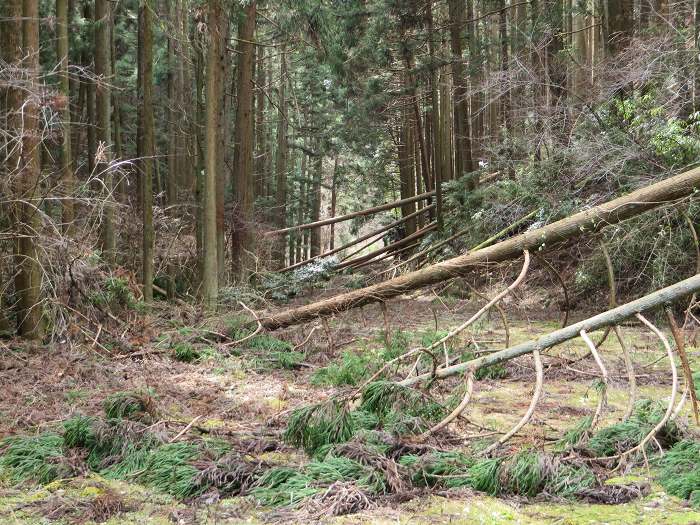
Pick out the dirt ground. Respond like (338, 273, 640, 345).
(1, 278, 699, 524)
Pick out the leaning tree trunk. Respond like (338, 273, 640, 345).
(261, 166, 700, 329)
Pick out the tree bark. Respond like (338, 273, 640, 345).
(202, 0, 224, 308)
(139, 0, 155, 303)
(57, 0, 75, 233)
(95, 0, 114, 260)
(262, 166, 700, 329)
(310, 148, 323, 258)
(273, 42, 288, 267)
(231, 0, 257, 279)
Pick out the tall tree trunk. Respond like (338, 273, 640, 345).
(84, 4, 97, 178)
(57, 0, 75, 233)
(231, 1, 257, 279)
(398, 109, 418, 238)
(13, 0, 44, 338)
(449, 0, 475, 178)
(296, 152, 307, 263)
(139, 0, 155, 303)
(255, 43, 266, 202)
(202, 0, 224, 308)
(95, 0, 114, 260)
(217, 14, 230, 283)
(426, 1, 443, 229)
(167, 0, 179, 208)
(273, 42, 288, 268)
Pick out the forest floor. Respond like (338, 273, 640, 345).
(1, 274, 700, 524)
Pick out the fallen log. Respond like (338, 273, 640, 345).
(333, 222, 437, 271)
(400, 273, 700, 386)
(261, 166, 700, 329)
(265, 190, 436, 236)
(278, 204, 436, 273)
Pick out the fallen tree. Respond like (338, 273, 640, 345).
(265, 190, 435, 236)
(278, 204, 436, 273)
(400, 272, 700, 386)
(261, 166, 700, 329)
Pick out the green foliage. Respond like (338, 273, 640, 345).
(587, 400, 681, 457)
(555, 416, 593, 451)
(139, 443, 204, 499)
(63, 415, 96, 449)
(251, 467, 319, 506)
(89, 277, 144, 313)
(103, 390, 156, 422)
(172, 342, 200, 363)
(267, 350, 306, 369)
(658, 440, 700, 503)
(312, 351, 370, 386)
(400, 451, 474, 488)
(284, 400, 360, 455)
(0, 434, 72, 484)
(468, 458, 503, 496)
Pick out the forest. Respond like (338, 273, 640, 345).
(1, 0, 700, 523)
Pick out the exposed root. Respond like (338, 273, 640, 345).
(481, 349, 543, 456)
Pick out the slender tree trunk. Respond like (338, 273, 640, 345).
(427, 1, 443, 229)
(273, 42, 288, 268)
(231, 1, 257, 279)
(296, 152, 307, 263)
(84, 5, 97, 177)
(193, 6, 206, 284)
(449, 0, 475, 177)
(310, 150, 323, 258)
(255, 43, 266, 202)
(329, 157, 338, 250)
(202, 0, 223, 308)
(167, 0, 178, 208)
(57, 0, 75, 233)
(139, 0, 155, 303)
(398, 107, 418, 238)
(95, 0, 114, 260)
(217, 14, 230, 283)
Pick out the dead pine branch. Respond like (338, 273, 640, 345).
(665, 307, 699, 424)
(223, 301, 263, 348)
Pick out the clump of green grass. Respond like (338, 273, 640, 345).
(400, 451, 474, 488)
(658, 440, 700, 505)
(587, 399, 680, 457)
(0, 433, 73, 483)
(468, 457, 503, 495)
(555, 416, 593, 451)
(284, 399, 362, 455)
(251, 467, 319, 506)
(139, 443, 204, 499)
(361, 381, 446, 424)
(172, 342, 201, 363)
(260, 350, 306, 370)
(103, 390, 156, 422)
(311, 351, 370, 387)
(63, 414, 96, 449)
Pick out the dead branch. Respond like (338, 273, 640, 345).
(580, 329, 609, 429)
(400, 273, 700, 387)
(418, 371, 475, 440)
(223, 301, 263, 348)
(614, 326, 637, 421)
(482, 349, 544, 455)
(665, 307, 699, 424)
